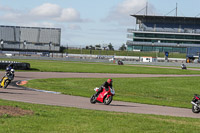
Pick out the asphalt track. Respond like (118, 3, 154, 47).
(1, 71, 200, 118)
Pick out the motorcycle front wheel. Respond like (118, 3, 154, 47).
(3, 79, 10, 89)
(90, 95, 96, 104)
(192, 104, 200, 113)
(103, 95, 113, 105)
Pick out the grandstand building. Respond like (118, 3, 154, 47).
(0, 25, 61, 52)
(126, 15, 200, 54)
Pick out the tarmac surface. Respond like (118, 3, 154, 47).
(1, 71, 200, 118)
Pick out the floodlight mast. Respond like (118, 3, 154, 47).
(134, 2, 178, 17)
(165, 3, 178, 16)
(176, 3, 178, 17)
(134, 1, 148, 15)
(146, 1, 148, 16)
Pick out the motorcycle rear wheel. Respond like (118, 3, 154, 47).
(103, 95, 113, 105)
(192, 104, 200, 113)
(90, 95, 96, 104)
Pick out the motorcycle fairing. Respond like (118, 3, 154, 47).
(96, 89, 108, 103)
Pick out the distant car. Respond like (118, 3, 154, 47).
(109, 58, 114, 61)
(5, 54, 12, 57)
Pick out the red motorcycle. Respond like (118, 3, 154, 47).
(90, 87, 115, 105)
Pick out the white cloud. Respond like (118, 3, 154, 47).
(1, 13, 22, 21)
(30, 3, 61, 17)
(22, 22, 57, 28)
(0, 3, 84, 25)
(103, 0, 156, 25)
(116, 0, 146, 15)
(56, 8, 82, 22)
(29, 3, 83, 22)
(0, 5, 14, 12)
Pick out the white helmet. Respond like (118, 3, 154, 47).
(10, 69, 15, 73)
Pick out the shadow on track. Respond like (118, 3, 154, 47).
(109, 104, 138, 108)
(0, 91, 24, 95)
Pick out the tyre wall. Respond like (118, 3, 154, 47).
(0, 61, 30, 70)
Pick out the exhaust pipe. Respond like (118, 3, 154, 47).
(191, 101, 198, 106)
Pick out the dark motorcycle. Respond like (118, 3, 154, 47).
(181, 64, 187, 70)
(118, 60, 123, 65)
(191, 94, 200, 113)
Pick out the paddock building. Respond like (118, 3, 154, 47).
(127, 15, 200, 55)
(0, 25, 61, 52)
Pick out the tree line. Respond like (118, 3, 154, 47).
(85, 43, 126, 51)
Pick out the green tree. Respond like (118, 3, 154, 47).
(119, 44, 126, 51)
(89, 45, 95, 50)
(108, 43, 114, 50)
(95, 44, 101, 50)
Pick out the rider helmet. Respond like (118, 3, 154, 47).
(107, 79, 113, 84)
(10, 69, 15, 73)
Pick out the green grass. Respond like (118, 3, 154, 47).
(1, 58, 200, 132)
(65, 49, 186, 58)
(24, 76, 200, 108)
(1, 58, 200, 74)
(1, 99, 200, 133)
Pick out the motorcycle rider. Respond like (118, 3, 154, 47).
(118, 60, 123, 65)
(6, 63, 14, 74)
(0, 63, 15, 88)
(181, 63, 186, 69)
(94, 79, 113, 97)
(1, 63, 15, 83)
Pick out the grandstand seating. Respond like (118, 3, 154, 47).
(20, 28, 39, 43)
(0, 25, 61, 52)
(141, 22, 200, 34)
(127, 15, 200, 53)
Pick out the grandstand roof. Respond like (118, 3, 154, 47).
(0, 25, 61, 30)
(132, 15, 200, 25)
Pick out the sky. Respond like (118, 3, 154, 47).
(0, 0, 200, 50)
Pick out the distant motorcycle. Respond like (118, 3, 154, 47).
(191, 94, 200, 113)
(90, 87, 115, 105)
(118, 60, 123, 65)
(181, 64, 187, 70)
(0, 69, 15, 89)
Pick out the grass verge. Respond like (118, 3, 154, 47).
(65, 49, 186, 58)
(23, 76, 200, 108)
(1, 58, 200, 74)
(0, 99, 200, 132)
